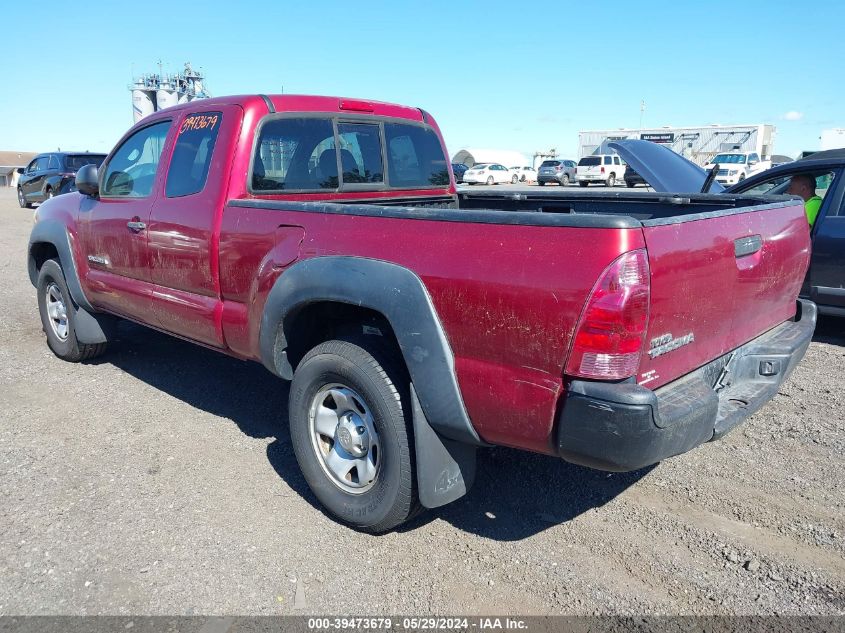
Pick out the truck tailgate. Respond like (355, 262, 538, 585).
(636, 201, 811, 389)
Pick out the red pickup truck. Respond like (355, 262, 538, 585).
(28, 94, 816, 532)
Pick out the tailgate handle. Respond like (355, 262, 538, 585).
(734, 235, 762, 258)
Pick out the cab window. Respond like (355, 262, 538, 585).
(252, 117, 337, 191)
(166, 112, 223, 198)
(337, 122, 384, 184)
(101, 121, 171, 197)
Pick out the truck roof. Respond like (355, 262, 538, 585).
(152, 94, 427, 122)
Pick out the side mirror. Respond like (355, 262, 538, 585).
(16, 167, 24, 175)
(76, 164, 99, 197)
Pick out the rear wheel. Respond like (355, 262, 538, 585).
(561, 174, 570, 186)
(579, 181, 589, 187)
(606, 174, 616, 187)
(289, 336, 420, 533)
(37, 259, 107, 362)
(511, 174, 518, 184)
(537, 181, 545, 186)
(18, 187, 31, 209)
(626, 180, 635, 188)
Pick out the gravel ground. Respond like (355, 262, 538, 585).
(0, 188, 842, 616)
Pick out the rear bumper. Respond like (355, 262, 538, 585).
(538, 173, 565, 183)
(556, 300, 817, 472)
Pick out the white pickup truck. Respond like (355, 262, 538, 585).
(704, 151, 771, 186)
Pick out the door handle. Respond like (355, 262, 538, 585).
(734, 234, 762, 257)
(127, 220, 147, 232)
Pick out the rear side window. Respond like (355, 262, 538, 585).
(603, 156, 612, 165)
(384, 123, 449, 187)
(64, 155, 106, 171)
(578, 157, 600, 166)
(166, 112, 223, 198)
(48, 155, 60, 170)
(337, 123, 384, 184)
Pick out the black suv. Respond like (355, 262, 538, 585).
(17, 152, 106, 208)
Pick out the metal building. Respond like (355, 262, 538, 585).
(129, 62, 211, 123)
(578, 124, 776, 166)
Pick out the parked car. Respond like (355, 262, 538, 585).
(703, 151, 770, 187)
(451, 162, 468, 183)
(509, 166, 537, 183)
(462, 162, 511, 185)
(613, 139, 844, 317)
(625, 165, 648, 188)
(17, 152, 107, 208)
(536, 159, 576, 186)
(576, 154, 626, 187)
(28, 95, 815, 532)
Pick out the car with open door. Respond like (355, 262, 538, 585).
(613, 141, 844, 317)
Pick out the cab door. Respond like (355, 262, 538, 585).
(77, 118, 174, 320)
(147, 105, 242, 346)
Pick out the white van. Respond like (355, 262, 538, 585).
(577, 154, 626, 187)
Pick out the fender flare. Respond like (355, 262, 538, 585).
(259, 256, 483, 448)
(28, 220, 113, 344)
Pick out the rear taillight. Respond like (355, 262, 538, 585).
(565, 249, 650, 380)
(600, 166, 605, 174)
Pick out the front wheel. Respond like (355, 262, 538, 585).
(289, 337, 420, 532)
(486, 176, 494, 185)
(511, 174, 518, 184)
(537, 181, 545, 186)
(37, 259, 107, 362)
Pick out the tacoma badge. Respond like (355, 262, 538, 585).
(648, 332, 695, 359)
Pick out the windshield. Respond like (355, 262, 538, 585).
(540, 160, 561, 167)
(578, 157, 600, 166)
(711, 154, 746, 164)
(64, 154, 106, 171)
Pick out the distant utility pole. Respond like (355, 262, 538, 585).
(639, 100, 646, 131)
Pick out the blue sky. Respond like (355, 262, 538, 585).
(3, 0, 842, 160)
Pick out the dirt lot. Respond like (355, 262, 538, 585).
(0, 188, 843, 616)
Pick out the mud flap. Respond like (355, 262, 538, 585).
(73, 307, 116, 345)
(410, 383, 476, 509)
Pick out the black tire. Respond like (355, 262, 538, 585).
(561, 174, 570, 186)
(511, 174, 518, 184)
(486, 176, 494, 185)
(18, 187, 31, 209)
(626, 180, 635, 188)
(579, 181, 589, 187)
(45, 187, 53, 200)
(289, 336, 420, 533)
(36, 259, 107, 362)
(606, 174, 616, 187)
(537, 181, 545, 186)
